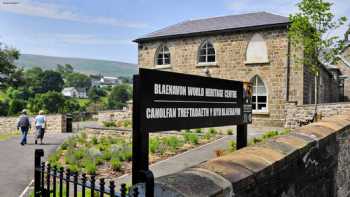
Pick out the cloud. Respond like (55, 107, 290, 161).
(0, 0, 147, 28)
(52, 34, 133, 45)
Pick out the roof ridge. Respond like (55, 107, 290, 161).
(186, 11, 277, 22)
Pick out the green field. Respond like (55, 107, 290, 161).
(15, 54, 138, 77)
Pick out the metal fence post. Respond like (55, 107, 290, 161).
(236, 124, 247, 149)
(34, 149, 44, 197)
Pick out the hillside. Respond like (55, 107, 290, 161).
(15, 54, 138, 77)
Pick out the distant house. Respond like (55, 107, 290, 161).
(62, 87, 88, 99)
(100, 76, 120, 86)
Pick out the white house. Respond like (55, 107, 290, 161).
(62, 87, 88, 98)
(100, 77, 120, 86)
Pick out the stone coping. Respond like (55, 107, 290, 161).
(154, 114, 350, 196)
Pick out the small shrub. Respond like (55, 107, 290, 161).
(102, 150, 112, 161)
(203, 132, 213, 140)
(184, 129, 192, 133)
(195, 128, 202, 133)
(226, 129, 234, 135)
(48, 152, 61, 164)
(215, 149, 225, 157)
(91, 136, 98, 145)
(184, 133, 199, 145)
(208, 128, 217, 134)
(61, 141, 69, 150)
(84, 161, 97, 175)
(73, 148, 85, 160)
(228, 140, 236, 152)
(252, 137, 263, 144)
(262, 131, 279, 139)
(149, 137, 160, 154)
(64, 150, 77, 165)
(111, 158, 122, 171)
(123, 119, 132, 128)
(102, 121, 116, 127)
(68, 164, 79, 173)
(164, 136, 182, 152)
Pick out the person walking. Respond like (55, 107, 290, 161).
(17, 109, 31, 146)
(34, 110, 47, 144)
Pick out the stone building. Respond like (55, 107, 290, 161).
(336, 29, 350, 101)
(134, 12, 342, 127)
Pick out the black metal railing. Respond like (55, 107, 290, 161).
(34, 149, 139, 197)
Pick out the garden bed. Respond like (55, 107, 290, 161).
(48, 127, 224, 180)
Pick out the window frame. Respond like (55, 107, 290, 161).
(155, 45, 171, 67)
(197, 41, 216, 65)
(251, 75, 268, 113)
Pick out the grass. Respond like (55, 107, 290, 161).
(0, 131, 20, 141)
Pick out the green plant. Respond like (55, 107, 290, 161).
(203, 132, 213, 140)
(60, 141, 69, 150)
(73, 148, 86, 160)
(102, 121, 116, 127)
(164, 136, 182, 152)
(228, 140, 236, 152)
(84, 161, 97, 175)
(149, 137, 160, 154)
(262, 131, 279, 139)
(208, 128, 217, 134)
(252, 137, 263, 144)
(102, 150, 112, 161)
(226, 129, 234, 135)
(195, 128, 202, 133)
(184, 133, 199, 145)
(91, 136, 98, 145)
(184, 129, 192, 133)
(68, 164, 79, 173)
(111, 158, 122, 171)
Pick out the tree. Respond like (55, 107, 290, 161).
(24, 67, 44, 94)
(107, 84, 131, 109)
(63, 98, 82, 113)
(0, 43, 20, 88)
(41, 70, 64, 93)
(65, 72, 92, 89)
(29, 91, 65, 113)
(0, 99, 9, 116)
(289, 0, 347, 73)
(88, 86, 106, 102)
(56, 64, 74, 75)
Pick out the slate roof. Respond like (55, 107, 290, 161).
(134, 12, 289, 42)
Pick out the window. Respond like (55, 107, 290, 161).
(246, 33, 269, 64)
(250, 75, 268, 112)
(198, 41, 215, 63)
(156, 45, 170, 65)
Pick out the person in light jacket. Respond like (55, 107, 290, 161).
(34, 110, 47, 144)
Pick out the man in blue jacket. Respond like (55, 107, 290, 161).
(17, 109, 31, 145)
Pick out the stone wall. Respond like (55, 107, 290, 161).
(284, 101, 350, 128)
(138, 28, 292, 127)
(154, 114, 350, 197)
(0, 114, 65, 134)
(96, 109, 131, 123)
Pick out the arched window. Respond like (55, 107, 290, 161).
(198, 41, 215, 63)
(246, 33, 269, 64)
(156, 45, 170, 65)
(250, 75, 268, 112)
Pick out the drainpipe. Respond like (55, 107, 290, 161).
(286, 34, 291, 101)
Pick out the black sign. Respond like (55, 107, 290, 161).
(135, 68, 250, 132)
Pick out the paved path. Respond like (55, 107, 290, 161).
(0, 133, 71, 197)
(115, 126, 282, 187)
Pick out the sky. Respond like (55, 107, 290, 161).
(0, 0, 349, 64)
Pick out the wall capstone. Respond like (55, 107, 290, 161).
(154, 114, 350, 197)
